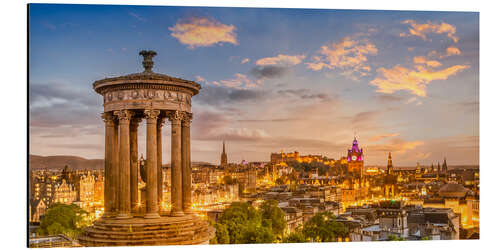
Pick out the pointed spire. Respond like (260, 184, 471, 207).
(222, 140, 226, 154)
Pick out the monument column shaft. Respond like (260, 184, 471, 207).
(145, 109, 160, 219)
(111, 119, 119, 215)
(130, 119, 140, 213)
(102, 112, 114, 217)
(169, 111, 184, 216)
(157, 119, 164, 209)
(181, 114, 192, 214)
(115, 110, 132, 219)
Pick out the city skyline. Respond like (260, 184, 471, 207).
(29, 4, 479, 166)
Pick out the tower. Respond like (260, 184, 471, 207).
(387, 152, 393, 175)
(442, 157, 448, 174)
(347, 137, 364, 177)
(220, 140, 228, 167)
(384, 152, 396, 198)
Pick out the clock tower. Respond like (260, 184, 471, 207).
(347, 137, 364, 177)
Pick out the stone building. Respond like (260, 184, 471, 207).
(407, 207, 459, 240)
(77, 171, 95, 211)
(53, 179, 77, 205)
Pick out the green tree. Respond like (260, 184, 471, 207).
(283, 230, 308, 243)
(212, 223, 230, 244)
(216, 202, 261, 243)
(388, 234, 406, 241)
(36, 203, 91, 239)
(239, 224, 274, 244)
(214, 202, 282, 244)
(259, 200, 286, 238)
(302, 212, 348, 242)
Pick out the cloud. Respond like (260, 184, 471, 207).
(370, 64, 469, 97)
(191, 109, 269, 142)
(198, 73, 259, 89)
(306, 36, 378, 79)
(250, 65, 289, 80)
(351, 111, 380, 124)
(368, 133, 400, 142)
(376, 94, 404, 103)
(400, 20, 459, 43)
(256, 54, 305, 66)
(193, 83, 268, 107)
(169, 17, 238, 49)
(413, 56, 442, 68)
(277, 89, 331, 101)
(406, 96, 418, 104)
(368, 138, 424, 154)
(40, 21, 57, 30)
(248, 54, 305, 80)
(445, 46, 461, 56)
(128, 12, 146, 22)
(241, 58, 250, 64)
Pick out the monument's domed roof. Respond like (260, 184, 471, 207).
(93, 50, 200, 95)
(438, 183, 468, 198)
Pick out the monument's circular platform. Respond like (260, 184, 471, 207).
(78, 215, 215, 246)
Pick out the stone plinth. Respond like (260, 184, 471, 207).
(78, 215, 214, 246)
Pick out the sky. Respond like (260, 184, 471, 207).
(28, 4, 479, 166)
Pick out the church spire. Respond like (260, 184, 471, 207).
(387, 152, 393, 174)
(221, 140, 228, 167)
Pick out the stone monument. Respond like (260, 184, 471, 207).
(78, 50, 214, 246)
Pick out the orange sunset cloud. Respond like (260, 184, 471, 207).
(169, 17, 238, 49)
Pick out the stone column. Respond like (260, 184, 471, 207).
(168, 111, 184, 217)
(181, 112, 193, 214)
(157, 116, 165, 210)
(101, 112, 115, 217)
(144, 109, 161, 219)
(111, 116, 119, 215)
(115, 110, 133, 219)
(130, 116, 141, 214)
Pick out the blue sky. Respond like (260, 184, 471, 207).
(29, 4, 479, 166)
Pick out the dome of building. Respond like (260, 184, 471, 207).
(438, 183, 469, 198)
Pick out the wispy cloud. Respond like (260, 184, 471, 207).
(128, 12, 146, 22)
(368, 133, 400, 142)
(256, 54, 305, 66)
(370, 61, 469, 97)
(198, 73, 259, 89)
(368, 138, 424, 154)
(241, 58, 250, 64)
(413, 56, 442, 68)
(306, 36, 377, 80)
(400, 20, 459, 43)
(169, 17, 238, 49)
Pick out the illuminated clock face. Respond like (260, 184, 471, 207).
(352, 155, 357, 161)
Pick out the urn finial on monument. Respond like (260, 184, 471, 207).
(139, 50, 157, 73)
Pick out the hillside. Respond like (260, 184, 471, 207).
(29, 155, 104, 170)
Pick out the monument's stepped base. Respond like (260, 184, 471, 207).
(78, 215, 215, 246)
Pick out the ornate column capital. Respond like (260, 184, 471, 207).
(144, 109, 161, 123)
(101, 112, 116, 126)
(181, 112, 193, 127)
(166, 110, 182, 125)
(114, 110, 133, 124)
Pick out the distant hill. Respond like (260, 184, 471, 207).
(29, 155, 104, 170)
